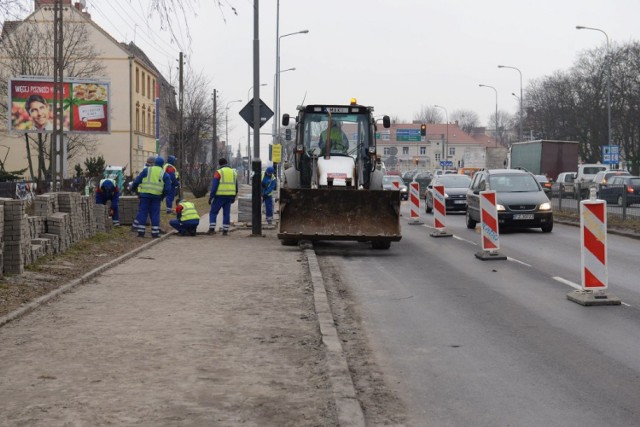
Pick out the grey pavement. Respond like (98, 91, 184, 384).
(0, 184, 363, 426)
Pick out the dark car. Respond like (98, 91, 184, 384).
(466, 169, 553, 232)
(599, 175, 640, 206)
(402, 169, 419, 186)
(382, 175, 408, 200)
(412, 172, 433, 199)
(425, 174, 472, 213)
(592, 169, 631, 197)
(535, 175, 552, 195)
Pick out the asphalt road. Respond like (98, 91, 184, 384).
(314, 201, 640, 427)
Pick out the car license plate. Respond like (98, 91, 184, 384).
(454, 200, 466, 204)
(513, 214, 534, 220)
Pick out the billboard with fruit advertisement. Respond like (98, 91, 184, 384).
(9, 77, 110, 134)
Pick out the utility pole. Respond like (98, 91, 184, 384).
(212, 89, 218, 167)
(251, 0, 262, 236)
(52, 0, 64, 190)
(178, 52, 184, 172)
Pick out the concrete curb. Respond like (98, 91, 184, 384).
(555, 218, 640, 240)
(0, 230, 175, 329)
(303, 248, 366, 427)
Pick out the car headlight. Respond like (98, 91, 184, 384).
(496, 204, 506, 211)
(539, 202, 551, 211)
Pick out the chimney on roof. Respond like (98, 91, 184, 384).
(35, 0, 71, 7)
(35, 0, 91, 19)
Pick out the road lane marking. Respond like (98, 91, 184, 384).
(507, 257, 532, 267)
(553, 276, 583, 291)
(452, 235, 478, 245)
(622, 302, 631, 307)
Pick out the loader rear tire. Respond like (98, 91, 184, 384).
(371, 240, 391, 250)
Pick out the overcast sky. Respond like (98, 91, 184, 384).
(19, 0, 640, 159)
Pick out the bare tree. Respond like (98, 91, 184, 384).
(0, 0, 27, 21)
(450, 109, 479, 134)
(174, 71, 228, 196)
(488, 110, 513, 147)
(414, 105, 442, 124)
(0, 15, 105, 181)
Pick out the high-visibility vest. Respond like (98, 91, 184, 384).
(163, 163, 180, 180)
(138, 165, 164, 195)
(179, 201, 199, 221)
(216, 167, 237, 196)
(320, 128, 348, 153)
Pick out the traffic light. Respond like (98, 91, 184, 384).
(285, 128, 292, 141)
(420, 124, 427, 136)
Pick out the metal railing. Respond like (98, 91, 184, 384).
(551, 182, 638, 221)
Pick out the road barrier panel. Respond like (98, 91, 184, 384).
(408, 182, 423, 225)
(567, 188, 621, 306)
(430, 184, 451, 238)
(475, 190, 506, 261)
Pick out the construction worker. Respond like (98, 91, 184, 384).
(169, 199, 200, 236)
(318, 120, 349, 155)
(130, 156, 171, 238)
(95, 177, 120, 226)
(130, 155, 156, 232)
(261, 166, 277, 225)
(163, 155, 180, 214)
(207, 157, 237, 235)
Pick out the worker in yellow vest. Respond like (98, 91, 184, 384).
(130, 156, 171, 238)
(207, 158, 238, 235)
(169, 199, 200, 236)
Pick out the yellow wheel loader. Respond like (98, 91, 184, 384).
(279, 100, 401, 249)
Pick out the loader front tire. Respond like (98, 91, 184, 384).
(371, 240, 391, 250)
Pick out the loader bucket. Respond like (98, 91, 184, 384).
(278, 188, 402, 244)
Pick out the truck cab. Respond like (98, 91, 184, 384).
(575, 164, 609, 199)
(551, 172, 576, 198)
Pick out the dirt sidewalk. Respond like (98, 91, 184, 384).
(0, 229, 338, 426)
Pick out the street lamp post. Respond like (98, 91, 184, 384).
(498, 64, 523, 141)
(479, 84, 499, 146)
(576, 25, 611, 148)
(225, 99, 242, 160)
(274, 29, 308, 145)
(246, 83, 267, 183)
(434, 105, 448, 169)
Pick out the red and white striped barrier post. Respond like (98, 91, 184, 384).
(430, 184, 451, 237)
(475, 190, 506, 260)
(409, 182, 422, 225)
(568, 188, 620, 305)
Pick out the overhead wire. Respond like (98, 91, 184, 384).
(86, 0, 180, 78)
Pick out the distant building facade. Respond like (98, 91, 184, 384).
(377, 122, 497, 172)
(0, 0, 177, 179)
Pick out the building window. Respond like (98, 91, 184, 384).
(147, 110, 151, 135)
(153, 80, 156, 99)
(142, 72, 146, 96)
(135, 104, 140, 131)
(402, 146, 409, 155)
(142, 106, 146, 133)
(420, 146, 426, 155)
(135, 68, 139, 93)
(449, 146, 455, 156)
(384, 147, 390, 155)
(147, 76, 151, 99)
(435, 153, 441, 162)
